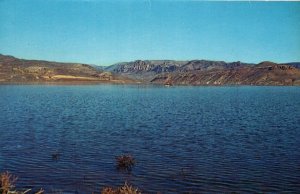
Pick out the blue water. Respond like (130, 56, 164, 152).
(0, 85, 300, 193)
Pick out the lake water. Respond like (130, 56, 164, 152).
(0, 85, 299, 193)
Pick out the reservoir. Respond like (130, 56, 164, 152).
(0, 85, 299, 193)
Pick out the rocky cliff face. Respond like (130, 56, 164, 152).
(106, 60, 300, 86)
(283, 62, 300, 69)
(107, 60, 252, 73)
(0, 54, 134, 83)
(106, 60, 187, 73)
(105, 60, 188, 81)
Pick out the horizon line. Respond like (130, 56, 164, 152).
(1, 53, 300, 67)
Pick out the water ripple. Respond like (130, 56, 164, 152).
(0, 85, 300, 193)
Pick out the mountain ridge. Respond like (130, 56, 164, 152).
(105, 60, 300, 85)
(1, 54, 300, 85)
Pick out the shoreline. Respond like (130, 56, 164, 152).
(0, 81, 299, 86)
(0, 80, 141, 86)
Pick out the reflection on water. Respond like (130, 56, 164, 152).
(0, 85, 300, 193)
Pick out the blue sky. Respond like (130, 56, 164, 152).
(0, 1, 300, 65)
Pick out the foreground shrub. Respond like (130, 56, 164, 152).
(0, 172, 43, 194)
(116, 155, 135, 171)
(1, 171, 17, 194)
(101, 182, 141, 194)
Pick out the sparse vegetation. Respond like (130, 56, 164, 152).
(1, 171, 17, 194)
(0, 172, 43, 194)
(1, 155, 137, 194)
(116, 155, 135, 171)
(101, 182, 141, 194)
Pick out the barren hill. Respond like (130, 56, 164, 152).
(1, 54, 300, 86)
(0, 54, 135, 84)
(106, 60, 300, 86)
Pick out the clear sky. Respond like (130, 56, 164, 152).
(0, 0, 300, 65)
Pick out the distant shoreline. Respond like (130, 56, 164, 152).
(1, 54, 300, 86)
(0, 81, 299, 87)
(0, 80, 140, 85)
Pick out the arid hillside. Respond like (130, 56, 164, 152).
(0, 54, 135, 84)
(1, 54, 300, 85)
(107, 60, 300, 86)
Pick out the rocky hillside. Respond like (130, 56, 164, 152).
(0, 54, 134, 83)
(105, 60, 188, 81)
(1, 54, 299, 85)
(106, 60, 252, 81)
(106, 60, 300, 85)
(284, 62, 300, 69)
